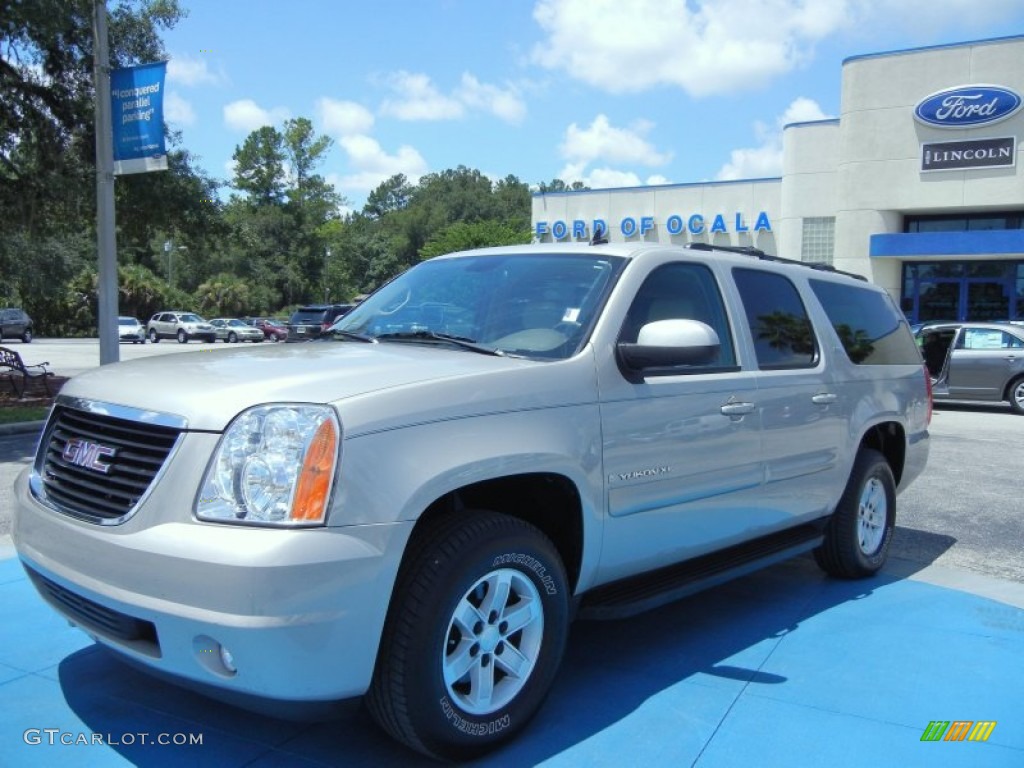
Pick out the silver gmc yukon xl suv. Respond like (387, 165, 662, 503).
(13, 242, 930, 760)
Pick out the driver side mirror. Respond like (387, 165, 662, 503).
(617, 319, 721, 376)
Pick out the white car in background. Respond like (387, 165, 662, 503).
(117, 316, 146, 344)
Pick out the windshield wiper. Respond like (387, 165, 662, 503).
(329, 329, 376, 343)
(376, 330, 504, 356)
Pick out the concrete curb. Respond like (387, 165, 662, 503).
(0, 420, 44, 437)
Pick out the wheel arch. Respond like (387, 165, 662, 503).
(857, 420, 906, 486)
(405, 472, 585, 595)
(1003, 374, 1024, 411)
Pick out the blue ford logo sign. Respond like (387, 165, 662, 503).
(915, 85, 1022, 128)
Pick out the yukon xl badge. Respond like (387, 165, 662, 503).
(62, 437, 116, 474)
(914, 85, 1022, 128)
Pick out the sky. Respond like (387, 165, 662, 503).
(158, 0, 1024, 212)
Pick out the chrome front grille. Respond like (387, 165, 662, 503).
(36, 402, 183, 523)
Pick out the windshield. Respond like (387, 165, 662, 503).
(180, 314, 204, 323)
(329, 252, 625, 359)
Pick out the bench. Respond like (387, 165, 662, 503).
(0, 346, 54, 398)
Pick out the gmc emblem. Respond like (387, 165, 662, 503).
(62, 437, 116, 474)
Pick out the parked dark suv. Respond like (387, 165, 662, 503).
(0, 307, 34, 343)
(287, 303, 353, 341)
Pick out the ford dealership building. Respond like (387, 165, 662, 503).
(531, 35, 1024, 324)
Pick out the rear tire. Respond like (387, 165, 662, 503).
(814, 449, 895, 578)
(367, 511, 569, 761)
(149, 329, 160, 343)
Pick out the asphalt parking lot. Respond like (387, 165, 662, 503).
(0, 339, 1021, 765)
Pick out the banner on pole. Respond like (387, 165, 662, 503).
(111, 61, 168, 175)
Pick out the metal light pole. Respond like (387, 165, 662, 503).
(163, 241, 186, 289)
(323, 247, 331, 303)
(93, 0, 119, 365)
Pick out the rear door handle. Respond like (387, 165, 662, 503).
(812, 392, 838, 405)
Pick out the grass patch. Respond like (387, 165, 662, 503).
(0, 405, 50, 424)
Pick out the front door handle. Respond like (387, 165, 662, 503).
(812, 392, 838, 405)
(720, 401, 756, 417)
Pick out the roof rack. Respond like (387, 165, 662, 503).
(684, 243, 867, 282)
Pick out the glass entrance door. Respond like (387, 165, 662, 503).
(917, 281, 960, 322)
(903, 262, 1023, 324)
(965, 281, 1010, 321)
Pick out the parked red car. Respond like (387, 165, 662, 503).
(246, 317, 289, 342)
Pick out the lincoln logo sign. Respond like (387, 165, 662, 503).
(914, 85, 1022, 129)
(62, 437, 116, 474)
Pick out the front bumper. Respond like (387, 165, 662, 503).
(13, 465, 412, 705)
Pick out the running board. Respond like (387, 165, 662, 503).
(578, 524, 825, 620)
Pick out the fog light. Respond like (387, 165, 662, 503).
(219, 645, 237, 673)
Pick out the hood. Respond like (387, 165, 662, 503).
(60, 341, 555, 431)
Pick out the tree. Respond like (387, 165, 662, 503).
(283, 117, 331, 200)
(363, 174, 412, 219)
(231, 126, 287, 206)
(536, 178, 589, 193)
(419, 221, 531, 261)
(196, 274, 252, 317)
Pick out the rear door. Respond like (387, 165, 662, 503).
(730, 268, 845, 521)
(948, 326, 1024, 399)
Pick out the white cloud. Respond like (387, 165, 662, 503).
(167, 55, 224, 87)
(560, 114, 671, 166)
(531, 0, 1024, 96)
(716, 97, 831, 180)
(223, 99, 290, 132)
(379, 71, 464, 121)
(164, 91, 196, 126)
(317, 98, 374, 136)
(531, 0, 851, 96)
(378, 71, 527, 124)
(456, 74, 527, 123)
(336, 134, 429, 194)
(558, 163, 671, 189)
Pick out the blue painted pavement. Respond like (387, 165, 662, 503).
(0, 545, 1021, 767)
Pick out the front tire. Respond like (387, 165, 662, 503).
(228, 331, 238, 343)
(1008, 376, 1024, 416)
(814, 449, 895, 578)
(21, 328, 32, 343)
(177, 329, 188, 344)
(367, 511, 569, 761)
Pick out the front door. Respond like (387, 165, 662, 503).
(597, 261, 763, 583)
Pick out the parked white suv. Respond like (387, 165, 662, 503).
(13, 243, 930, 760)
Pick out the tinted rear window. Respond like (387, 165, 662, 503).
(809, 279, 922, 365)
(291, 310, 328, 324)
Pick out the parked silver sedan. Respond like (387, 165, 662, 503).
(916, 321, 1024, 414)
(210, 318, 264, 343)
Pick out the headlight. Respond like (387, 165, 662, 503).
(196, 405, 339, 526)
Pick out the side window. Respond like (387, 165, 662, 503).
(809, 279, 922, 365)
(733, 268, 818, 369)
(958, 328, 1023, 349)
(619, 262, 735, 371)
